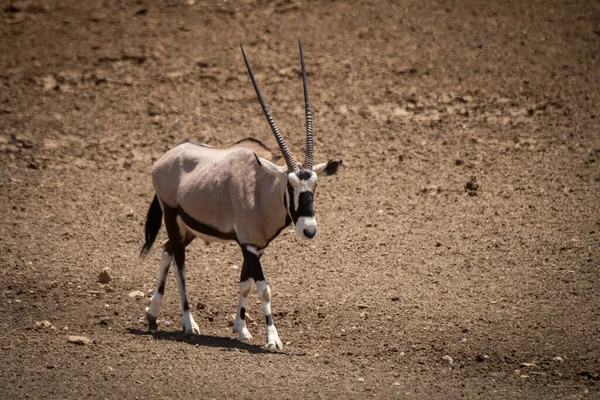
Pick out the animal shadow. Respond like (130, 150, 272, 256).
(126, 328, 295, 355)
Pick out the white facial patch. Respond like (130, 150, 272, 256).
(288, 171, 319, 240)
(296, 216, 317, 239)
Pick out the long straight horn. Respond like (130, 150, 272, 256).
(298, 39, 313, 170)
(240, 44, 299, 173)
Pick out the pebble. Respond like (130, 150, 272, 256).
(98, 268, 112, 284)
(42, 75, 58, 91)
(465, 176, 480, 195)
(67, 335, 92, 345)
(128, 290, 145, 299)
(442, 355, 454, 365)
(35, 320, 56, 330)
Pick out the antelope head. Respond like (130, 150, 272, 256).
(241, 41, 342, 240)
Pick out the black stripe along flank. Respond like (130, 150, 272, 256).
(177, 206, 238, 242)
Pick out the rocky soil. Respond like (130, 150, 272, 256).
(1, 0, 599, 398)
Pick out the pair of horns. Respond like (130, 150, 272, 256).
(241, 40, 314, 172)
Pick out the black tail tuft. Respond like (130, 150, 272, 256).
(140, 195, 163, 256)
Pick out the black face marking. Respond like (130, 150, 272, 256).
(240, 307, 246, 320)
(265, 314, 273, 326)
(297, 170, 312, 180)
(177, 206, 238, 242)
(287, 181, 299, 223)
(240, 247, 266, 282)
(297, 191, 314, 217)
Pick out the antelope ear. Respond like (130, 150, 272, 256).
(254, 153, 288, 177)
(314, 160, 342, 176)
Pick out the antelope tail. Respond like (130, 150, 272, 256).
(140, 194, 162, 256)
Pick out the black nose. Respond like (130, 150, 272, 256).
(303, 228, 316, 238)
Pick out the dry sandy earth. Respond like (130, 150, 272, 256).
(1, 0, 599, 398)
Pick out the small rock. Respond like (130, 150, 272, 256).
(35, 320, 56, 330)
(475, 354, 488, 362)
(98, 268, 112, 284)
(520, 362, 538, 368)
(465, 176, 479, 196)
(128, 290, 145, 299)
(67, 335, 92, 345)
(196, 302, 206, 310)
(442, 355, 454, 365)
(552, 356, 564, 362)
(360, 311, 369, 320)
(42, 75, 58, 91)
(228, 314, 235, 327)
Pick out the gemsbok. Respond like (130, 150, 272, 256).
(140, 41, 342, 349)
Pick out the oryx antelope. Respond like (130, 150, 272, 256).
(140, 41, 342, 349)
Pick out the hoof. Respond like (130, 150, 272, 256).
(183, 320, 201, 335)
(235, 327, 253, 342)
(146, 310, 158, 331)
(265, 339, 283, 350)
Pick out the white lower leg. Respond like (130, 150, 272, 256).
(233, 278, 254, 341)
(146, 250, 172, 324)
(173, 261, 199, 335)
(256, 280, 282, 349)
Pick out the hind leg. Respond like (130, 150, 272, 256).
(173, 244, 200, 335)
(164, 207, 200, 335)
(145, 241, 172, 330)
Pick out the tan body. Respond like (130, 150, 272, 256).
(152, 140, 290, 249)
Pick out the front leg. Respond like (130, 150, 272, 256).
(255, 279, 282, 350)
(233, 278, 254, 341)
(241, 245, 282, 350)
